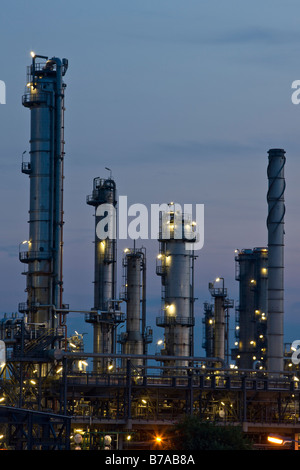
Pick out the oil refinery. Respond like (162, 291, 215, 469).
(0, 53, 299, 451)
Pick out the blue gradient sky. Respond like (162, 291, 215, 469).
(1, 0, 300, 356)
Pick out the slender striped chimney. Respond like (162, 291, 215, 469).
(266, 148, 286, 372)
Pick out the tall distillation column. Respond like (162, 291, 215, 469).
(202, 302, 214, 358)
(208, 278, 227, 365)
(234, 248, 268, 370)
(156, 204, 197, 370)
(207, 278, 234, 366)
(19, 53, 68, 334)
(267, 149, 286, 372)
(86, 176, 124, 372)
(119, 246, 152, 368)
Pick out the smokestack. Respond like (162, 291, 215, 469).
(267, 148, 286, 372)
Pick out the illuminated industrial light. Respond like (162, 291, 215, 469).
(167, 304, 175, 315)
(259, 335, 263, 339)
(215, 277, 220, 282)
(157, 339, 163, 345)
(78, 360, 88, 371)
(250, 279, 256, 284)
(235, 325, 240, 330)
(108, 364, 114, 370)
(56, 367, 63, 374)
(0, 397, 5, 403)
(124, 248, 130, 253)
(126, 435, 132, 441)
(155, 436, 162, 443)
(267, 435, 284, 445)
(30, 51, 36, 58)
(261, 268, 268, 275)
(157, 254, 162, 259)
(255, 310, 260, 314)
(253, 356, 256, 360)
(30, 380, 36, 385)
(69, 343, 76, 348)
(165, 255, 171, 267)
(141, 399, 147, 404)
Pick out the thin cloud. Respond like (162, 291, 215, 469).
(122, 26, 300, 48)
(147, 139, 260, 161)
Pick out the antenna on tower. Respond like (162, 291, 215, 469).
(105, 167, 112, 179)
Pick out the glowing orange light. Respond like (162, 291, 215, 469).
(267, 435, 284, 445)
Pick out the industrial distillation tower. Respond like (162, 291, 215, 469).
(206, 278, 234, 366)
(86, 176, 124, 372)
(234, 248, 268, 370)
(119, 245, 152, 367)
(156, 204, 197, 369)
(19, 53, 68, 340)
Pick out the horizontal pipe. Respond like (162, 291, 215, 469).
(57, 350, 225, 366)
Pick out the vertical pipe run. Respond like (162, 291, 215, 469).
(267, 148, 286, 372)
(202, 302, 214, 358)
(214, 296, 225, 360)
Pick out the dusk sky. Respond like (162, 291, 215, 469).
(1, 0, 300, 357)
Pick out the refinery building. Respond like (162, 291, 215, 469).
(0, 53, 298, 450)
